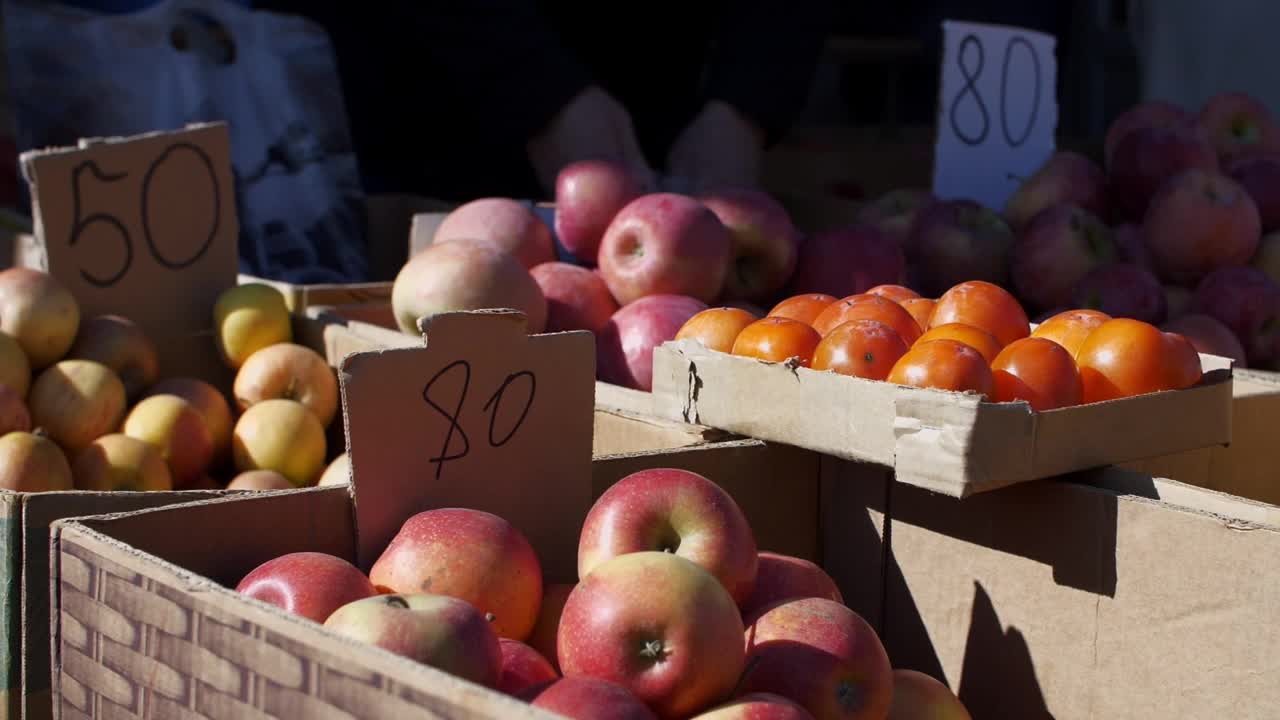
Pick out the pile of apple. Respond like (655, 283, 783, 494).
(0, 269, 348, 493)
(236, 467, 971, 720)
(859, 90, 1280, 370)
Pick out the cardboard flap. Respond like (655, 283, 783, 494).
(340, 310, 595, 578)
(20, 123, 238, 380)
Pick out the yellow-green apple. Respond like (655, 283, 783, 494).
(496, 638, 558, 696)
(528, 582, 574, 673)
(1104, 100, 1190, 168)
(123, 394, 214, 487)
(0, 386, 29, 436)
(231, 399, 326, 487)
(740, 552, 843, 619)
(28, 359, 126, 454)
(226, 469, 294, 490)
(520, 676, 658, 720)
(65, 315, 159, 399)
(855, 189, 936, 252)
(531, 261, 619, 334)
(887, 670, 971, 720)
(597, 193, 733, 305)
(790, 225, 905, 299)
(72, 433, 172, 492)
(369, 507, 543, 641)
(433, 197, 555, 269)
(0, 267, 80, 369)
(1193, 266, 1280, 368)
(324, 592, 502, 687)
(1199, 91, 1280, 161)
(144, 378, 234, 461)
(1226, 153, 1280, 232)
(738, 597, 893, 720)
(699, 188, 801, 303)
(1004, 151, 1109, 231)
(692, 693, 817, 720)
(1143, 169, 1260, 285)
(558, 551, 745, 719)
(213, 283, 293, 369)
(1010, 205, 1116, 312)
(1109, 122, 1218, 220)
(317, 452, 350, 486)
(0, 332, 31, 398)
(1113, 222, 1152, 268)
(910, 200, 1013, 296)
(555, 159, 647, 262)
(237, 551, 377, 623)
(0, 430, 73, 491)
(391, 237, 547, 335)
(1163, 314, 1247, 366)
(596, 294, 708, 391)
(1253, 230, 1280, 285)
(233, 342, 338, 428)
(1071, 264, 1167, 324)
(578, 468, 757, 604)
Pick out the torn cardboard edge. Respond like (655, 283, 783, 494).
(652, 337, 1234, 498)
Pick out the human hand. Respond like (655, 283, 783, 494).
(665, 100, 767, 193)
(527, 85, 656, 196)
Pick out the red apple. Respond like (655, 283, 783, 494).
(700, 188, 801, 303)
(1104, 100, 1191, 168)
(692, 693, 817, 720)
(1226, 153, 1280, 232)
(1192, 266, 1280, 368)
(1108, 122, 1219, 220)
(433, 197, 555, 269)
(1198, 91, 1280, 161)
(1004, 151, 1109, 230)
(558, 551, 745, 719)
(1113, 222, 1152, 268)
(236, 551, 377, 624)
(740, 552, 843, 619)
(910, 200, 1014, 296)
(528, 582, 574, 673)
(1071, 264, 1167, 324)
(369, 508, 543, 641)
(65, 314, 159, 400)
(738, 597, 893, 720)
(497, 638, 558, 696)
(855, 189, 936, 252)
(789, 224, 905, 299)
(0, 268, 80, 370)
(1253, 230, 1280, 285)
(324, 593, 502, 688)
(596, 294, 708, 391)
(1010, 205, 1116, 312)
(555, 159, 647, 263)
(1165, 285, 1195, 321)
(391, 237, 548, 335)
(531, 262, 619, 335)
(579, 467, 758, 604)
(1163, 314, 1247, 366)
(521, 677, 658, 720)
(598, 193, 733, 305)
(887, 670, 973, 720)
(1143, 169, 1260, 285)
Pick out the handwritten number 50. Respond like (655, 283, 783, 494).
(68, 142, 221, 288)
(948, 33, 1041, 149)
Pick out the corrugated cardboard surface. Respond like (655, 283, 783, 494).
(1123, 368, 1280, 506)
(880, 467, 1280, 719)
(652, 338, 1234, 498)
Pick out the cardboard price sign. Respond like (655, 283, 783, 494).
(340, 310, 595, 577)
(19, 123, 239, 375)
(932, 20, 1058, 211)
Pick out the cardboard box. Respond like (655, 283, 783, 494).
(47, 311, 879, 720)
(877, 465, 1280, 719)
(237, 275, 393, 315)
(650, 337, 1235, 498)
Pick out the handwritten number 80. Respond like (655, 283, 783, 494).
(422, 360, 537, 480)
(68, 142, 221, 288)
(948, 34, 1041, 149)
